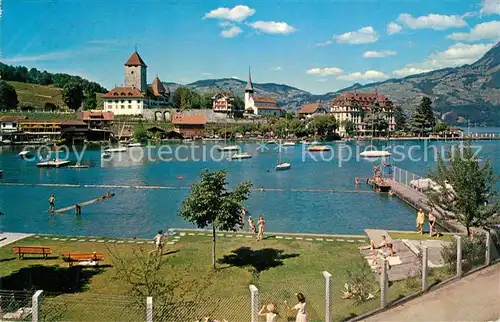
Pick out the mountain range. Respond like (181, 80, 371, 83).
(166, 41, 500, 126)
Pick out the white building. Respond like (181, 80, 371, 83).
(330, 92, 395, 136)
(0, 116, 26, 141)
(103, 51, 170, 116)
(212, 92, 235, 113)
(244, 68, 283, 117)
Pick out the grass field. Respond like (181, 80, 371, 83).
(0, 232, 452, 321)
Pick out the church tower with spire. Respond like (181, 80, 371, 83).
(244, 67, 255, 113)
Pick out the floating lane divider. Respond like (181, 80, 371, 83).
(0, 182, 380, 194)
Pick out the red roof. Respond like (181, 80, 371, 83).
(60, 120, 87, 126)
(103, 87, 147, 98)
(299, 103, 319, 114)
(149, 76, 168, 96)
(0, 116, 27, 122)
(79, 111, 114, 121)
(253, 96, 276, 104)
(125, 51, 147, 67)
(171, 114, 207, 125)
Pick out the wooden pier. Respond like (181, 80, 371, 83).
(384, 179, 467, 234)
(53, 192, 115, 214)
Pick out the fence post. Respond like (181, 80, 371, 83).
(379, 258, 388, 309)
(323, 271, 332, 322)
(485, 231, 491, 266)
(455, 235, 462, 278)
(146, 297, 153, 322)
(421, 246, 428, 291)
(31, 290, 43, 322)
(249, 285, 259, 322)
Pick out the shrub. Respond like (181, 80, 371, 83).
(441, 234, 486, 273)
(344, 261, 377, 303)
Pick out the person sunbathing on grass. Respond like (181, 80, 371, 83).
(370, 235, 394, 256)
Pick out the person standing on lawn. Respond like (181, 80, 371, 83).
(428, 207, 437, 237)
(416, 208, 425, 234)
(257, 215, 265, 241)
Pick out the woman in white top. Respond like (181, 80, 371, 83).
(258, 303, 278, 322)
(285, 293, 308, 322)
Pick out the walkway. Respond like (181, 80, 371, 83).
(385, 179, 467, 234)
(364, 263, 500, 321)
(0, 232, 33, 248)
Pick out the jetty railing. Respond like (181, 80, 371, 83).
(391, 165, 426, 194)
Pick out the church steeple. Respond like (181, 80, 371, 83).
(245, 66, 254, 92)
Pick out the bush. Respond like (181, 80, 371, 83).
(343, 261, 377, 303)
(441, 234, 486, 273)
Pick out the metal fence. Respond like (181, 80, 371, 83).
(391, 165, 427, 194)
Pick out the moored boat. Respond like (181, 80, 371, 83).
(127, 143, 142, 147)
(19, 150, 33, 158)
(68, 162, 89, 169)
(231, 152, 252, 159)
(283, 141, 296, 146)
(360, 150, 391, 158)
(218, 145, 240, 152)
(275, 162, 291, 171)
(307, 145, 331, 152)
(36, 160, 71, 168)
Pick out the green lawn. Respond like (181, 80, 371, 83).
(389, 231, 455, 242)
(0, 233, 438, 321)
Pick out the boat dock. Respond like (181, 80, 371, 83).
(383, 174, 467, 234)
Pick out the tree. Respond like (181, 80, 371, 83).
(173, 87, 192, 110)
(393, 105, 407, 131)
(342, 120, 356, 137)
(83, 89, 97, 110)
(179, 170, 252, 269)
(307, 115, 338, 140)
(364, 103, 388, 136)
(434, 120, 448, 133)
(427, 141, 500, 235)
(0, 81, 19, 110)
(62, 82, 84, 111)
(134, 122, 150, 143)
(410, 97, 436, 136)
(232, 96, 245, 117)
(44, 102, 58, 112)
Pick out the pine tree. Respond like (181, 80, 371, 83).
(410, 96, 436, 136)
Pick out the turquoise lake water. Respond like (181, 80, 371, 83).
(0, 136, 499, 238)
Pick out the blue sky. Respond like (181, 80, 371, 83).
(1, 0, 500, 94)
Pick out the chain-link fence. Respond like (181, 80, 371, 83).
(257, 275, 326, 322)
(40, 293, 144, 321)
(0, 290, 34, 321)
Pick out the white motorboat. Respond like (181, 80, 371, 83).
(2, 140, 12, 145)
(266, 140, 279, 145)
(311, 141, 321, 145)
(68, 162, 89, 169)
(275, 162, 291, 171)
(218, 145, 240, 152)
(36, 160, 71, 168)
(104, 147, 127, 153)
(127, 143, 142, 147)
(283, 141, 296, 147)
(19, 150, 33, 158)
(360, 150, 391, 158)
(231, 152, 252, 159)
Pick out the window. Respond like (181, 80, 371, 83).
(128, 100, 132, 104)
(121, 100, 125, 103)
(12, 123, 16, 127)
(131, 71, 134, 74)
(121, 105, 125, 109)
(115, 100, 118, 103)
(128, 105, 132, 109)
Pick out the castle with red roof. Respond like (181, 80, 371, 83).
(103, 51, 170, 116)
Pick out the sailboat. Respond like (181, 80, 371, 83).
(217, 119, 239, 152)
(360, 93, 391, 158)
(275, 140, 291, 171)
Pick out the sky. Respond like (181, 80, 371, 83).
(1, 0, 500, 94)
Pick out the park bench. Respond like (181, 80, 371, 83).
(61, 252, 104, 267)
(12, 246, 52, 259)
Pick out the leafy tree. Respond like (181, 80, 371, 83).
(410, 96, 436, 136)
(0, 81, 19, 110)
(173, 87, 192, 110)
(342, 120, 356, 137)
(62, 82, 84, 111)
(393, 105, 407, 131)
(133, 122, 150, 142)
(44, 102, 58, 112)
(434, 120, 448, 133)
(307, 115, 338, 139)
(83, 89, 97, 110)
(427, 141, 500, 235)
(233, 96, 245, 117)
(179, 170, 252, 269)
(364, 103, 388, 136)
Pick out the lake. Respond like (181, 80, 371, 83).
(1, 137, 499, 238)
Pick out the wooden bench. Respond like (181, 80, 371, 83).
(12, 246, 52, 259)
(62, 252, 104, 267)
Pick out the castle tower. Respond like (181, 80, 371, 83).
(244, 67, 255, 112)
(124, 51, 147, 92)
